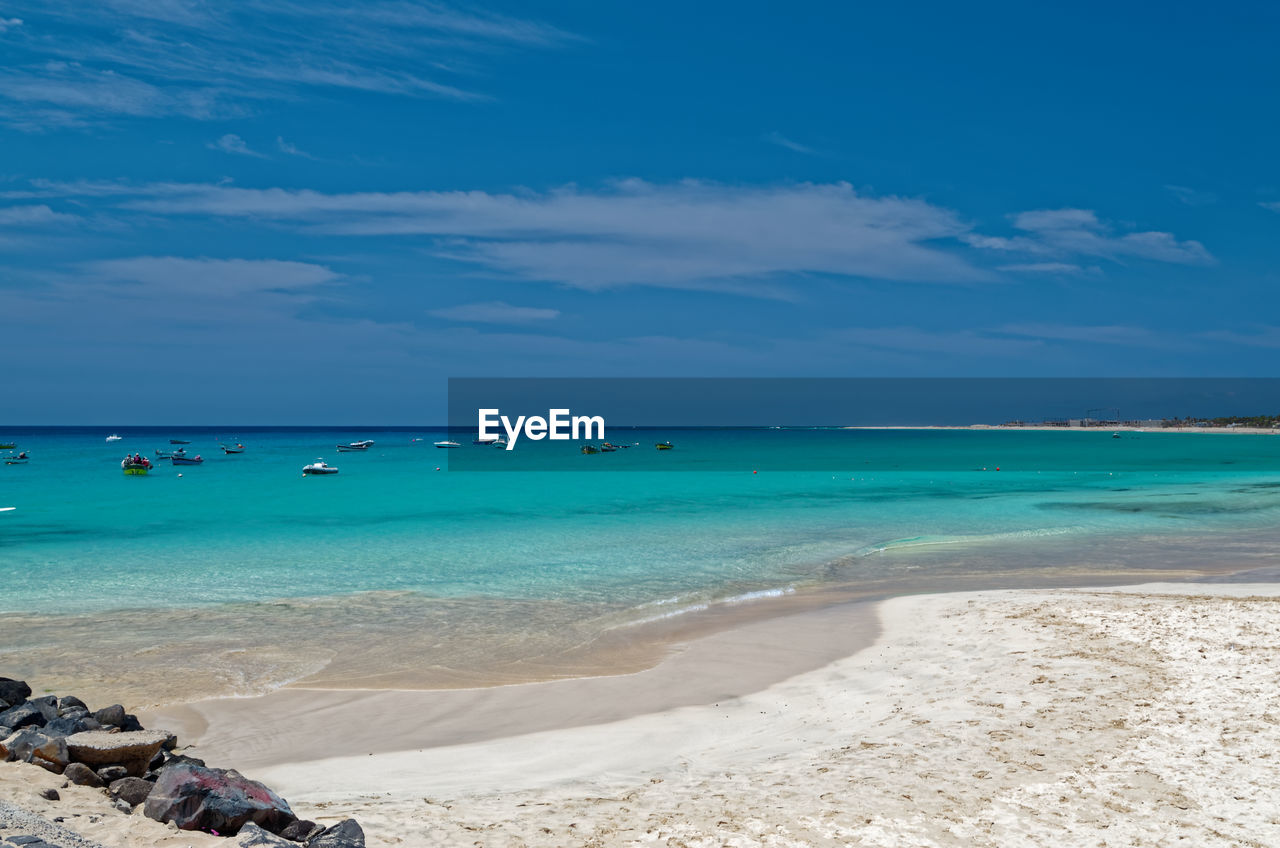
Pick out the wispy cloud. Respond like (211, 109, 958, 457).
(1165, 184, 1217, 206)
(84, 256, 341, 296)
(764, 131, 816, 155)
(997, 323, 1182, 349)
(995, 262, 1095, 274)
(1260, 201, 1280, 213)
(0, 16, 22, 32)
(276, 136, 317, 160)
(74, 179, 990, 293)
(0, 204, 79, 226)
(208, 134, 268, 158)
(429, 300, 559, 324)
(967, 208, 1213, 265)
(0, 1, 576, 128)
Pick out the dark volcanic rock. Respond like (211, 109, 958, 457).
(57, 695, 87, 714)
(308, 819, 365, 847)
(93, 704, 126, 727)
(39, 787, 60, 801)
(279, 819, 322, 842)
(158, 753, 206, 771)
(1, 727, 65, 769)
(43, 716, 90, 738)
(63, 762, 104, 787)
(142, 762, 296, 836)
(0, 677, 31, 704)
(110, 776, 154, 807)
(96, 765, 129, 783)
(26, 696, 59, 723)
(237, 822, 295, 846)
(120, 714, 144, 732)
(0, 702, 46, 730)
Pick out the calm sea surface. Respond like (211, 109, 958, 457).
(3, 426, 1279, 705)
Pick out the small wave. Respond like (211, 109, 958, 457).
(856, 526, 1081, 556)
(623, 584, 797, 628)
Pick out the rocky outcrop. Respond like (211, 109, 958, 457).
(237, 822, 296, 846)
(142, 762, 297, 836)
(109, 775, 154, 807)
(63, 761, 103, 787)
(308, 819, 365, 847)
(0, 678, 31, 705)
(64, 730, 169, 777)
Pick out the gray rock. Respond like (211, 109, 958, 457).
(119, 714, 143, 732)
(26, 697, 58, 724)
(62, 762, 103, 788)
(0, 703, 45, 731)
(0, 678, 31, 705)
(279, 819, 322, 842)
(142, 762, 296, 836)
(92, 705, 125, 728)
(43, 716, 90, 738)
(95, 766, 128, 783)
(237, 822, 295, 846)
(0, 728, 67, 771)
(109, 777, 153, 807)
(57, 696, 87, 714)
(65, 730, 170, 777)
(38, 788, 59, 802)
(112, 798, 133, 815)
(156, 753, 205, 771)
(308, 819, 365, 848)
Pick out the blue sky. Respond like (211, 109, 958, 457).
(2, 1, 1279, 422)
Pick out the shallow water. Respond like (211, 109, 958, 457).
(3, 427, 1279, 707)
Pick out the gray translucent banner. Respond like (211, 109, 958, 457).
(445, 378, 1280, 471)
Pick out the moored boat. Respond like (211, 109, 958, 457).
(169, 439, 190, 445)
(122, 454, 152, 475)
(655, 441, 674, 450)
(4, 451, 28, 465)
(106, 434, 123, 442)
(581, 444, 600, 454)
(434, 440, 461, 448)
(303, 460, 339, 475)
(0, 442, 14, 449)
(336, 442, 369, 452)
(172, 454, 204, 466)
(601, 442, 618, 452)
(222, 443, 246, 454)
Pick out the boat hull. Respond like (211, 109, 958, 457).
(171, 458, 203, 465)
(122, 466, 148, 475)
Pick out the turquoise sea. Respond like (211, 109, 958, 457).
(3, 426, 1280, 706)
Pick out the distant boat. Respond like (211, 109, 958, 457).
(492, 438, 507, 448)
(222, 443, 246, 454)
(303, 460, 338, 475)
(434, 440, 461, 448)
(155, 447, 183, 458)
(0, 442, 14, 449)
(121, 455, 152, 475)
(106, 434, 123, 442)
(4, 451, 28, 465)
(336, 442, 369, 452)
(581, 444, 600, 454)
(601, 442, 618, 452)
(171, 454, 204, 466)
(169, 439, 191, 445)
(655, 442, 674, 450)
(1112, 432, 1121, 439)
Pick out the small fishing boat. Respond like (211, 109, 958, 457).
(1111, 432, 1121, 439)
(106, 434, 123, 442)
(434, 440, 461, 448)
(169, 439, 191, 445)
(4, 451, 28, 465)
(122, 455, 152, 475)
(222, 443, 246, 454)
(171, 454, 204, 466)
(600, 442, 618, 452)
(303, 460, 339, 475)
(581, 444, 600, 454)
(655, 441, 674, 450)
(0, 442, 14, 449)
(336, 442, 369, 452)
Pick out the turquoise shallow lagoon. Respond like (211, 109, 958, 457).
(3, 427, 1280, 705)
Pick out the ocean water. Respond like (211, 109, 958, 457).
(3, 426, 1280, 706)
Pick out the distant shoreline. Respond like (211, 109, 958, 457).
(846, 424, 1280, 435)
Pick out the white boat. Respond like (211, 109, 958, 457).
(434, 440, 461, 448)
(303, 460, 339, 475)
(106, 434, 123, 442)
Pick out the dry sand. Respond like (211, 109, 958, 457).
(11, 583, 1280, 846)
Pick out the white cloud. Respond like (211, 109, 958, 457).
(208, 133, 267, 158)
(1260, 201, 1280, 213)
(764, 132, 815, 155)
(0, 1, 575, 127)
(995, 262, 1091, 274)
(276, 136, 317, 159)
(1165, 184, 1216, 206)
(93, 179, 989, 293)
(0, 204, 78, 226)
(84, 256, 340, 296)
(0, 16, 22, 32)
(429, 301, 559, 324)
(968, 207, 1212, 265)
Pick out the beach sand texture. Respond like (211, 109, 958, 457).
(10, 584, 1280, 847)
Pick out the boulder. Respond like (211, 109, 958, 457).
(44, 716, 91, 738)
(65, 730, 170, 777)
(97, 765, 129, 783)
(157, 753, 206, 771)
(58, 695, 87, 714)
(0, 677, 31, 704)
(40, 787, 60, 801)
(63, 762, 104, 787)
(93, 704, 126, 727)
(142, 762, 296, 836)
(237, 822, 295, 846)
(0, 702, 46, 730)
(309, 819, 365, 847)
(27, 695, 59, 723)
(279, 819, 322, 842)
(110, 776, 154, 807)
(120, 714, 144, 732)
(1, 727, 67, 771)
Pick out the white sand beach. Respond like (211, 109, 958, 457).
(8, 583, 1280, 846)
